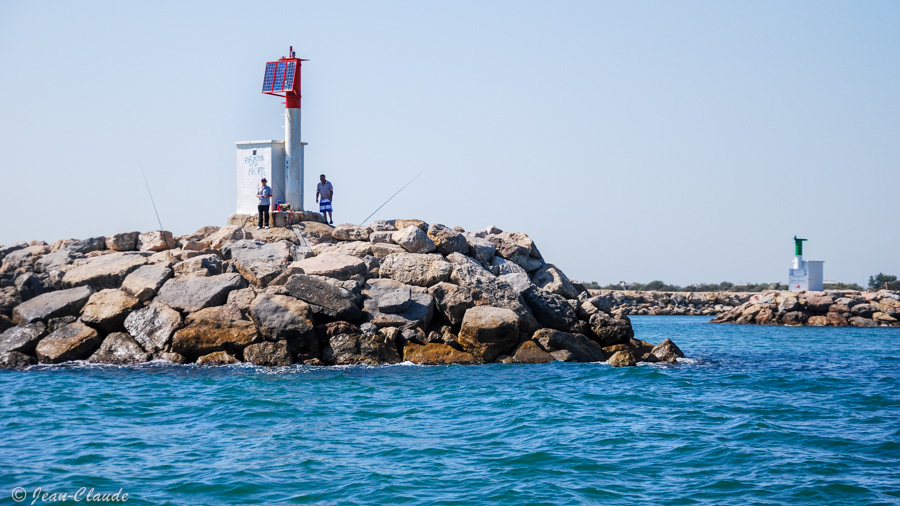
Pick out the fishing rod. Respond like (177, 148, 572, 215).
(138, 161, 173, 249)
(360, 172, 424, 225)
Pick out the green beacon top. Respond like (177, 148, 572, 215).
(793, 236, 807, 256)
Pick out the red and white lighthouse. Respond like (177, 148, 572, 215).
(261, 47, 308, 211)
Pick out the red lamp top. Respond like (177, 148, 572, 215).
(262, 47, 307, 109)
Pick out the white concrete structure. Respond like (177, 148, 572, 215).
(284, 108, 305, 210)
(788, 237, 824, 292)
(235, 140, 285, 214)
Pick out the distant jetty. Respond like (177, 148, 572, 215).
(0, 215, 685, 369)
(711, 290, 900, 327)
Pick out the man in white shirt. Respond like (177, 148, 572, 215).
(316, 174, 334, 225)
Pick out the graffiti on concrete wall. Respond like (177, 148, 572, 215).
(244, 154, 268, 179)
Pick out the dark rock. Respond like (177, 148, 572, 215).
(608, 350, 637, 367)
(522, 286, 579, 332)
(447, 254, 538, 334)
(0, 322, 47, 354)
(509, 340, 555, 364)
(15, 273, 45, 300)
(172, 305, 260, 360)
(778, 297, 800, 313)
(427, 282, 475, 326)
(47, 316, 78, 332)
(284, 274, 362, 322)
(849, 316, 877, 327)
(361, 279, 434, 330)
(34, 248, 82, 275)
(781, 311, 809, 325)
(63, 237, 107, 254)
(106, 232, 140, 251)
(12, 285, 94, 325)
(79, 289, 141, 332)
(173, 254, 223, 277)
(124, 302, 182, 353)
(850, 303, 877, 318)
(589, 311, 635, 347)
(650, 338, 684, 364)
(533, 329, 605, 363)
(805, 294, 834, 313)
(0, 286, 22, 316)
(249, 293, 318, 359)
(378, 286, 412, 314)
(457, 306, 520, 363)
(156, 273, 245, 313)
(243, 340, 293, 366)
(35, 322, 101, 363)
(826, 311, 848, 326)
(0, 351, 37, 369)
(88, 332, 151, 364)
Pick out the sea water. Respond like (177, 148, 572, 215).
(1, 316, 898, 505)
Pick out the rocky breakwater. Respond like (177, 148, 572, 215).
(0, 220, 686, 369)
(587, 290, 752, 316)
(711, 290, 900, 327)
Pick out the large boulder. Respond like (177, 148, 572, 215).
(88, 332, 151, 364)
(283, 274, 362, 322)
(322, 332, 401, 365)
(650, 338, 685, 364)
(311, 241, 374, 258)
(448, 254, 539, 334)
(361, 279, 434, 330)
(805, 294, 834, 313)
(392, 226, 436, 254)
(250, 227, 300, 244)
(294, 253, 368, 281)
(34, 248, 82, 275)
(332, 224, 373, 242)
(427, 224, 469, 255)
(531, 264, 578, 299)
(249, 293, 318, 359)
(79, 289, 141, 332)
(15, 273, 45, 300)
(522, 286, 579, 332)
(61, 252, 148, 289)
(0, 287, 21, 317)
(0, 322, 47, 355)
(173, 254, 223, 277)
(533, 329, 605, 363)
(106, 232, 140, 251)
(12, 285, 94, 325)
(427, 282, 475, 326)
(138, 230, 175, 251)
(202, 226, 253, 249)
(402, 342, 476, 365)
(589, 312, 634, 347)
(508, 340, 555, 364)
(379, 253, 452, 288)
(293, 222, 335, 245)
(171, 305, 260, 360)
(223, 239, 293, 287)
(466, 237, 496, 264)
(156, 273, 245, 312)
(608, 350, 637, 367)
(0, 351, 37, 369)
(243, 340, 293, 366)
(121, 264, 172, 301)
(123, 302, 182, 353)
(457, 306, 520, 363)
(487, 232, 543, 271)
(35, 322, 101, 363)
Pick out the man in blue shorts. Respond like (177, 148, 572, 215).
(316, 174, 334, 225)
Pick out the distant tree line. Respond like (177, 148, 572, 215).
(869, 273, 900, 290)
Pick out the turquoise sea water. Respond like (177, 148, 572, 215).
(1, 316, 899, 505)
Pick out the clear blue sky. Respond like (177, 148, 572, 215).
(1, 1, 897, 286)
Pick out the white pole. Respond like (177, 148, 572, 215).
(285, 108, 303, 210)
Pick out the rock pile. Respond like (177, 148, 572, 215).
(0, 219, 686, 369)
(711, 290, 900, 327)
(585, 290, 752, 316)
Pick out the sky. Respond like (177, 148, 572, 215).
(0, 0, 897, 287)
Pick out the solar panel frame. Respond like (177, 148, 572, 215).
(284, 61, 296, 92)
(262, 62, 277, 93)
(273, 62, 286, 92)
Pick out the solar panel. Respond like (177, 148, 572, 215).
(284, 61, 296, 91)
(262, 62, 277, 92)
(273, 62, 286, 92)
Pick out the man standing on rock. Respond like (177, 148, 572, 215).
(316, 174, 334, 225)
(256, 177, 272, 229)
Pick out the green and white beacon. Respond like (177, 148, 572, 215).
(788, 236, 824, 292)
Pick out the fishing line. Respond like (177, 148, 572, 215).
(138, 161, 173, 248)
(360, 172, 424, 225)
